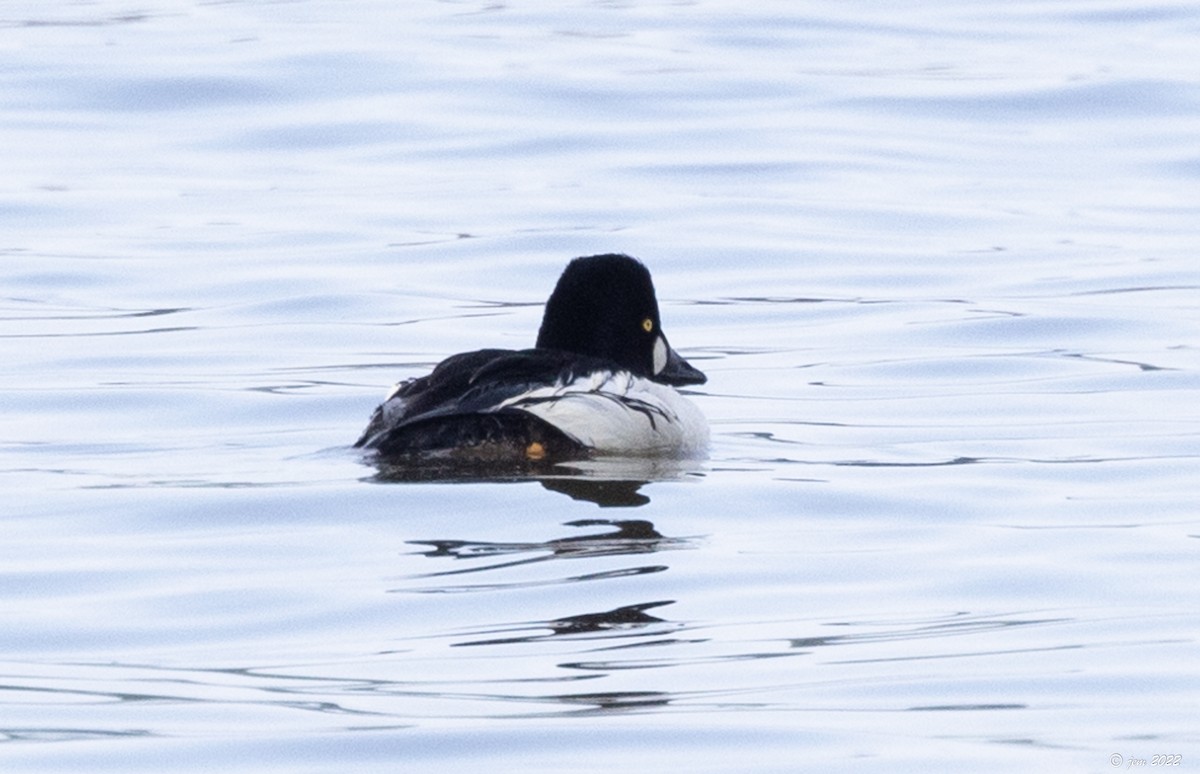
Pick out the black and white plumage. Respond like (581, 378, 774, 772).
(354, 254, 708, 463)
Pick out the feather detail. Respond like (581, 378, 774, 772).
(500, 370, 708, 455)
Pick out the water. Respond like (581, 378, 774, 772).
(2, 1, 1198, 770)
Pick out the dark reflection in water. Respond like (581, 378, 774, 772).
(535, 690, 673, 715)
(364, 454, 706, 507)
(397, 518, 693, 593)
(408, 518, 686, 574)
(366, 463, 655, 505)
(453, 600, 681, 647)
(538, 477, 650, 507)
(374, 474, 658, 507)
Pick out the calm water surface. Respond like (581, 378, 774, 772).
(2, 1, 1198, 771)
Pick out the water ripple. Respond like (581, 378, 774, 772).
(394, 519, 695, 593)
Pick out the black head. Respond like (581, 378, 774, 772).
(535, 254, 706, 386)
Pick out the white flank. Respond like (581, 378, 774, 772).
(500, 371, 708, 455)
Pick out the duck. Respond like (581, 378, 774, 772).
(354, 253, 708, 463)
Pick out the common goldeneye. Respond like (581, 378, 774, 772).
(354, 253, 708, 463)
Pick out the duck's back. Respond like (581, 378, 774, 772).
(354, 349, 594, 461)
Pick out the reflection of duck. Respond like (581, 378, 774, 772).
(399, 518, 693, 592)
(367, 452, 706, 507)
(366, 462, 655, 506)
(537, 477, 650, 507)
(408, 518, 679, 571)
(452, 600, 677, 647)
(355, 254, 708, 468)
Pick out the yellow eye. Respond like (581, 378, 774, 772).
(641, 318, 654, 333)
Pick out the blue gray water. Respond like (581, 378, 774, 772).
(2, 1, 1198, 771)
